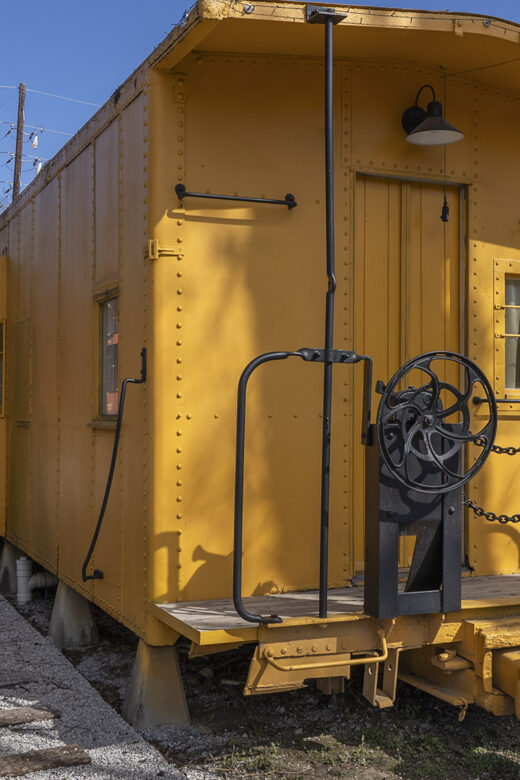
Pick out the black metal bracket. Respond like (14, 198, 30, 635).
(233, 348, 372, 625)
(299, 348, 361, 363)
(305, 5, 347, 23)
(175, 183, 297, 210)
(473, 396, 520, 405)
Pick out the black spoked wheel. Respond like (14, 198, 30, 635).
(376, 351, 497, 494)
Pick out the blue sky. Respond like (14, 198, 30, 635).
(2, 0, 520, 208)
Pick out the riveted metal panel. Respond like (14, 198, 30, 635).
(351, 65, 473, 183)
(94, 121, 120, 288)
(119, 91, 149, 635)
(466, 88, 520, 576)
(58, 148, 95, 588)
(30, 179, 59, 570)
(149, 54, 349, 603)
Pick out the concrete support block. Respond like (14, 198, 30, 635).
(48, 581, 99, 649)
(122, 639, 190, 729)
(0, 542, 23, 595)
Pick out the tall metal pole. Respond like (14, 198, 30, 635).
(318, 17, 335, 619)
(12, 82, 26, 202)
(306, 5, 345, 618)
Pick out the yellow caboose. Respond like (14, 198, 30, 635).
(2, 0, 520, 725)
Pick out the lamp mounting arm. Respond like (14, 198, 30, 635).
(414, 84, 436, 106)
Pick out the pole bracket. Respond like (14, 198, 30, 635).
(305, 5, 347, 23)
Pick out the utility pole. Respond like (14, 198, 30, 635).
(12, 82, 26, 202)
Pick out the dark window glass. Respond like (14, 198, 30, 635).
(505, 278, 520, 388)
(101, 298, 119, 415)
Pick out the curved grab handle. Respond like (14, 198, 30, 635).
(233, 351, 301, 624)
(233, 347, 372, 625)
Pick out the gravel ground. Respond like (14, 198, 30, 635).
(8, 589, 520, 779)
(0, 595, 183, 779)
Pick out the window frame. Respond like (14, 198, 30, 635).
(493, 258, 520, 408)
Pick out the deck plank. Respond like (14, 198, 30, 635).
(154, 575, 520, 633)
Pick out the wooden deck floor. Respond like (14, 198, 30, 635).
(153, 575, 520, 635)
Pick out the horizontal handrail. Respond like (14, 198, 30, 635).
(263, 630, 388, 672)
(175, 183, 297, 209)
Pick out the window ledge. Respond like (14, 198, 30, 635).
(88, 419, 117, 432)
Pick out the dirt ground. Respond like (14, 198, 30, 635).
(9, 590, 520, 780)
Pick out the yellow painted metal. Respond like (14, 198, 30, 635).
(0, 0, 520, 665)
(248, 628, 394, 701)
(263, 628, 387, 672)
(353, 177, 462, 569)
(246, 624, 390, 694)
(362, 647, 402, 709)
(492, 649, 520, 719)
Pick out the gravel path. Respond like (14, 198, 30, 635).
(0, 595, 185, 779)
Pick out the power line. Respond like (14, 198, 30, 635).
(26, 88, 100, 107)
(1, 84, 100, 107)
(0, 120, 73, 137)
(0, 94, 16, 110)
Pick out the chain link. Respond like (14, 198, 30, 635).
(464, 440, 520, 521)
(475, 437, 520, 456)
(463, 495, 520, 524)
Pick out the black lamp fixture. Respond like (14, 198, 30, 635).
(402, 84, 464, 146)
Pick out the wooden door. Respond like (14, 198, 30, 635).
(352, 175, 464, 571)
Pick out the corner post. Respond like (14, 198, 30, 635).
(306, 4, 346, 618)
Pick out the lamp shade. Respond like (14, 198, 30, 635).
(406, 100, 464, 146)
(402, 87, 464, 147)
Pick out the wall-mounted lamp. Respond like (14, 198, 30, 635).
(402, 84, 464, 146)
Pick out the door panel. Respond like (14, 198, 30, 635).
(353, 176, 463, 571)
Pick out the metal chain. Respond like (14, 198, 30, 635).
(462, 494, 520, 524)
(475, 437, 520, 455)
(464, 439, 520, 521)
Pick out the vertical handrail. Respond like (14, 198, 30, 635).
(232, 348, 372, 625)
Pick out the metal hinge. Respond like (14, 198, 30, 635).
(147, 239, 184, 261)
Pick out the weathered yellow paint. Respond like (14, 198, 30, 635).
(0, 2, 520, 676)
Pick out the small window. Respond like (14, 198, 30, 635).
(100, 297, 119, 416)
(505, 277, 520, 389)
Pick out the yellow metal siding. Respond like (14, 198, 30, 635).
(30, 180, 60, 570)
(119, 94, 150, 635)
(352, 177, 462, 569)
(3, 5, 520, 644)
(2, 88, 152, 636)
(149, 57, 349, 602)
(58, 150, 95, 589)
(466, 89, 520, 575)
